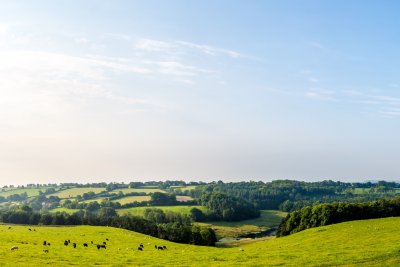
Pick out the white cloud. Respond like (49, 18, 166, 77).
(305, 88, 336, 101)
(0, 23, 9, 34)
(176, 40, 242, 58)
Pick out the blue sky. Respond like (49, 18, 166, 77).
(0, 1, 399, 184)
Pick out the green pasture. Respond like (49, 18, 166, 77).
(111, 196, 151, 205)
(49, 188, 105, 199)
(0, 217, 400, 266)
(110, 188, 166, 195)
(0, 188, 51, 198)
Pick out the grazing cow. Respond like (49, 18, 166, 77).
(138, 247, 143, 251)
(106, 238, 109, 241)
(28, 228, 31, 231)
(64, 241, 69, 246)
(100, 245, 106, 249)
(43, 249, 49, 253)
(155, 245, 157, 249)
(73, 243, 77, 248)
(139, 244, 144, 248)
(157, 246, 164, 250)
(83, 243, 88, 247)
(10, 246, 18, 251)
(43, 241, 47, 246)
(47, 243, 51, 246)
(33, 229, 36, 231)
(163, 245, 167, 250)
(97, 245, 101, 250)
(8, 227, 11, 229)
(103, 241, 107, 245)
(91, 241, 93, 244)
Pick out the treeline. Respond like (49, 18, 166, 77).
(0, 205, 216, 246)
(276, 197, 400, 237)
(189, 180, 400, 211)
(195, 192, 260, 221)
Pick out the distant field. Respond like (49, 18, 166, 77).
(50, 208, 82, 214)
(117, 205, 209, 216)
(0, 217, 400, 266)
(81, 197, 106, 204)
(111, 196, 151, 205)
(0, 188, 52, 198)
(176, 195, 194, 202)
(198, 210, 287, 239)
(110, 188, 166, 195)
(49, 188, 106, 198)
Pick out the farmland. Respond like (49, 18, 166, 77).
(117, 205, 209, 217)
(49, 188, 106, 199)
(111, 195, 151, 205)
(0, 188, 53, 198)
(110, 188, 166, 194)
(0, 217, 399, 266)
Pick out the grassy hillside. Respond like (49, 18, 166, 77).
(0, 188, 49, 197)
(49, 188, 105, 198)
(0, 217, 399, 266)
(110, 188, 166, 194)
(111, 195, 151, 205)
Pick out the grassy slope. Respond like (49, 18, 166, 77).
(111, 196, 151, 205)
(0, 188, 50, 197)
(110, 188, 166, 194)
(49, 188, 105, 198)
(0, 217, 399, 266)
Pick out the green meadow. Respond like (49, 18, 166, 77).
(110, 188, 166, 194)
(111, 195, 151, 205)
(0, 188, 51, 198)
(49, 188, 106, 198)
(1, 217, 399, 266)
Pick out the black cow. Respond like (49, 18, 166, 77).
(64, 241, 69, 246)
(91, 241, 93, 244)
(73, 243, 77, 248)
(83, 243, 88, 247)
(138, 247, 143, 251)
(158, 246, 164, 250)
(68, 240, 70, 244)
(28, 228, 31, 231)
(155, 245, 157, 249)
(43, 241, 47, 246)
(8, 227, 11, 229)
(100, 245, 106, 249)
(139, 244, 144, 248)
(97, 244, 101, 250)
(163, 245, 167, 250)
(103, 241, 107, 245)
(47, 243, 51, 246)
(106, 238, 109, 241)
(43, 249, 49, 253)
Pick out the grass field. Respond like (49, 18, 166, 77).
(117, 205, 209, 216)
(49, 208, 82, 214)
(49, 188, 106, 198)
(111, 196, 151, 205)
(0, 188, 52, 198)
(111, 188, 166, 195)
(80, 197, 106, 204)
(0, 217, 399, 266)
(176, 195, 194, 202)
(198, 210, 287, 239)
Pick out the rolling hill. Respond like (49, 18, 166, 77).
(1, 217, 399, 266)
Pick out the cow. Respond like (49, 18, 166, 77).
(139, 244, 144, 248)
(97, 244, 101, 250)
(43, 249, 49, 253)
(64, 241, 69, 246)
(8, 227, 11, 229)
(10, 246, 18, 251)
(91, 241, 94, 244)
(155, 245, 157, 249)
(43, 241, 47, 246)
(100, 245, 106, 249)
(28, 228, 31, 231)
(103, 241, 107, 245)
(157, 246, 164, 250)
(47, 243, 51, 246)
(83, 243, 88, 247)
(138, 247, 143, 251)
(73, 243, 77, 248)
(106, 238, 109, 241)
(163, 245, 167, 250)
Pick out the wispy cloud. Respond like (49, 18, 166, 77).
(305, 88, 336, 101)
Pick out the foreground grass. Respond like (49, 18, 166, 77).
(1, 217, 400, 266)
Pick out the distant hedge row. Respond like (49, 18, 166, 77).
(277, 197, 400, 237)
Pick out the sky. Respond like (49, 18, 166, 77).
(0, 0, 400, 185)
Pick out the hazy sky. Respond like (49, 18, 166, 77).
(0, 1, 399, 185)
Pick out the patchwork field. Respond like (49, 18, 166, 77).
(117, 205, 209, 216)
(49, 188, 106, 198)
(110, 188, 166, 194)
(111, 196, 151, 205)
(0, 188, 53, 198)
(1, 217, 400, 266)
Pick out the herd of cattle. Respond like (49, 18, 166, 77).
(7, 227, 168, 254)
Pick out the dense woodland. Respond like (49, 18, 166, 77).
(277, 197, 400, 237)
